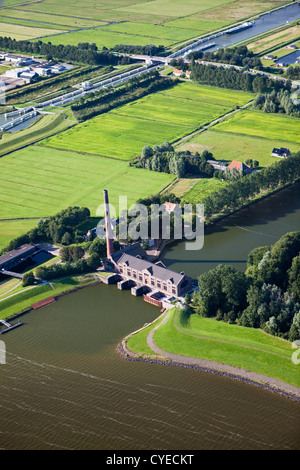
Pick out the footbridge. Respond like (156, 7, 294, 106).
(1, 269, 24, 279)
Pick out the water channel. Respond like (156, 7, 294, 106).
(1, 183, 300, 450)
(191, 3, 300, 54)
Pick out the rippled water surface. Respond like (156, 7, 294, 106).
(1, 184, 300, 450)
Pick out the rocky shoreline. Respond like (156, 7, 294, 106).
(116, 341, 300, 403)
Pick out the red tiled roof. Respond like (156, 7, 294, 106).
(164, 202, 177, 211)
(228, 161, 250, 171)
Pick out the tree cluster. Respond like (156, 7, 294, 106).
(0, 206, 91, 255)
(137, 143, 214, 178)
(285, 65, 300, 81)
(203, 152, 300, 220)
(193, 231, 300, 341)
(35, 254, 100, 281)
(188, 45, 262, 68)
(253, 88, 300, 117)
(59, 245, 85, 262)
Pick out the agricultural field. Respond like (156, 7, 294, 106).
(170, 177, 228, 204)
(213, 109, 300, 144)
(1, 0, 290, 48)
(246, 24, 300, 55)
(0, 21, 66, 41)
(175, 129, 300, 169)
(33, 28, 177, 49)
(41, 82, 254, 160)
(0, 145, 174, 220)
(171, 106, 300, 204)
(0, 219, 38, 252)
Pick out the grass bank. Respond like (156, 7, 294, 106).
(126, 307, 300, 391)
(0, 273, 101, 321)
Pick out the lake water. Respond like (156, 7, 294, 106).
(1, 183, 300, 450)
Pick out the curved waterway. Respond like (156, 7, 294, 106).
(1, 184, 300, 450)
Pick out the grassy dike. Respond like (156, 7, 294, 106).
(0, 274, 101, 321)
(124, 307, 300, 396)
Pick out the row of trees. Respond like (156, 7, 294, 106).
(0, 37, 128, 66)
(202, 152, 300, 220)
(137, 143, 215, 178)
(71, 72, 178, 121)
(110, 43, 165, 56)
(189, 61, 291, 93)
(188, 45, 262, 68)
(193, 231, 300, 341)
(253, 89, 300, 116)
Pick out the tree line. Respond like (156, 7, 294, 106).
(0, 37, 129, 66)
(192, 231, 300, 341)
(202, 152, 300, 221)
(189, 61, 291, 93)
(71, 71, 178, 121)
(187, 45, 262, 68)
(110, 43, 166, 56)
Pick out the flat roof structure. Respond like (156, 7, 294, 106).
(0, 244, 37, 269)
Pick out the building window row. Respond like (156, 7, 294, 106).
(120, 265, 177, 294)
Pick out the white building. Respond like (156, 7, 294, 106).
(20, 71, 38, 81)
(81, 81, 93, 90)
(34, 67, 52, 77)
(51, 64, 66, 73)
(4, 54, 32, 66)
(5, 67, 29, 78)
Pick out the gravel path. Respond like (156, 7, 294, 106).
(118, 312, 300, 402)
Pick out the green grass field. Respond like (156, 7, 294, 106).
(176, 129, 300, 169)
(0, 146, 174, 220)
(0, 219, 39, 252)
(41, 83, 254, 160)
(178, 178, 228, 204)
(214, 110, 300, 144)
(128, 308, 299, 388)
(34, 28, 176, 49)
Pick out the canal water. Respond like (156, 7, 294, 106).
(161, 182, 300, 279)
(1, 183, 300, 450)
(193, 3, 300, 53)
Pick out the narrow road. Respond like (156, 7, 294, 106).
(145, 311, 300, 399)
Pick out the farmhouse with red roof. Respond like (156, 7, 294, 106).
(228, 161, 251, 174)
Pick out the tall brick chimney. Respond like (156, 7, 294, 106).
(103, 189, 114, 258)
